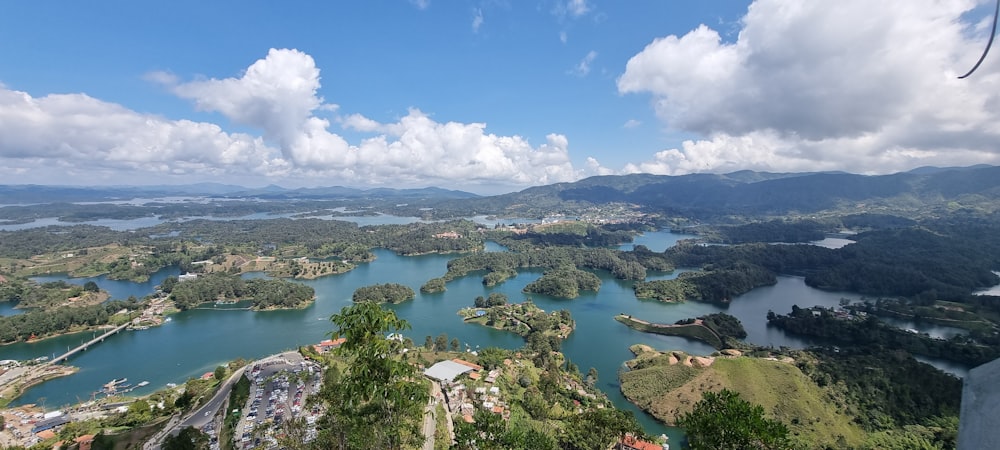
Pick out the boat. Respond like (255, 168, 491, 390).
(136, 381, 150, 387)
(109, 378, 127, 385)
(164, 317, 172, 323)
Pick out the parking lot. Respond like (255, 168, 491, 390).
(230, 354, 323, 449)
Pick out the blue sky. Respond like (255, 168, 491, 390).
(1, 1, 998, 193)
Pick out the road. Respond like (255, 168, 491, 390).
(422, 380, 448, 450)
(144, 365, 248, 450)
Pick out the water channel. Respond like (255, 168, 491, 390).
(0, 230, 970, 440)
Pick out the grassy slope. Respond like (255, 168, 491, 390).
(620, 350, 864, 448)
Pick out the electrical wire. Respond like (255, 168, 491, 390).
(959, 0, 1000, 79)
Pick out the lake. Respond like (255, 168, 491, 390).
(0, 230, 969, 440)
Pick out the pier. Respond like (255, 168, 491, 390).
(48, 323, 130, 365)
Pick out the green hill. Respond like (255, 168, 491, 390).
(619, 346, 865, 449)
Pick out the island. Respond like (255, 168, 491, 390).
(458, 294, 574, 340)
(615, 312, 747, 349)
(352, 282, 415, 304)
(165, 273, 315, 310)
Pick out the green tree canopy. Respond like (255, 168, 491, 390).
(678, 389, 791, 450)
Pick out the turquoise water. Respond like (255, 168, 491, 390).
(0, 230, 969, 441)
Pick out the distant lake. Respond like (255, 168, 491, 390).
(973, 272, 1000, 296)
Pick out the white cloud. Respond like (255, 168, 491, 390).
(619, 0, 1000, 174)
(623, 119, 641, 129)
(0, 48, 593, 190)
(328, 109, 583, 185)
(569, 50, 597, 77)
(410, 0, 430, 10)
(559, 0, 590, 18)
(0, 86, 286, 180)
(559, 31, 568, 43)
(472, 8, 484, 32)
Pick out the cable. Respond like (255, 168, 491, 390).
(959, 0, 1000, 79)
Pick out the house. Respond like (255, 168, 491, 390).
(75, 434, 96, 450)
(177, 273, 199, 282)
(35, 430, 56, 441)
(313, 338, 346, 353)
(451, 358, 483, 372)
(618, 433, 666, 450)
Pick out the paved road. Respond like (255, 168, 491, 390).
(145, 365, 248, 450)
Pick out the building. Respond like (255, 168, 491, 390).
(618, 433, 667, 450)
(312, 338, 346, 353)
(75, 434, 96, 450)
(31, 416, 69, 434)
(423, 360, 475, 383)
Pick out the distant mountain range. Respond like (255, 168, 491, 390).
(0, 184, 480, 204)
(2, 165, 997, 218)
(431, 165, 1000, 218)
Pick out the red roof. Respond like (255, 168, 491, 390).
(451, 358, 483, 371)
(621, 434, 661, 450)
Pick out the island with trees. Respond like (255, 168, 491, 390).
(458, 294, 575, 340)
(164, 273, 315, 311)
(351, 283, 415, 304)
(615, 312, 747, 349)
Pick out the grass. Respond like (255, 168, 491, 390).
(221, 374, 251, 450)
(433, 403, 450, 450)
(620, 349, 865, 449)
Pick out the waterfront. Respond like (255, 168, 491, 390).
(0, 230, 970, 438)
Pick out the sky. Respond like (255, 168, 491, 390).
(1, 0, 999, 194)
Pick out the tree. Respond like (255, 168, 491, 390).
(586, 367, 598, 386)
(162, 426, 209, 450)
(434, 333, 448, 352)
(560, 408, 643, 450)
(424, 335, 433, 350)
(213, 365, 226, 381)
(83, 281, 100, 292)
(450, 337, 460, 352)
(325, 301, 428, 449)
(677, 389, 791, 450)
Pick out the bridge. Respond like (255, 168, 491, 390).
(48, 323, 130, 365)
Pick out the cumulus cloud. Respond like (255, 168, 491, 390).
(618, 0, 1000, 174)
(0, 86, 285, 180)
(569, 50, 598, 77)
(328, 109, 583, 185)
(0, 48, 592, 189)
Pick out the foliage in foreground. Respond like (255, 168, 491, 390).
(678, 389, 791, 450)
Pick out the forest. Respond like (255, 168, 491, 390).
(164, 273, 315, 310)
(0, 299, 142, 343)
(351, 283, 415, 304)
(768, 305, 1000, 366)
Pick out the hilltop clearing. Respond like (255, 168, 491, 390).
(620, 346, 864, 448)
